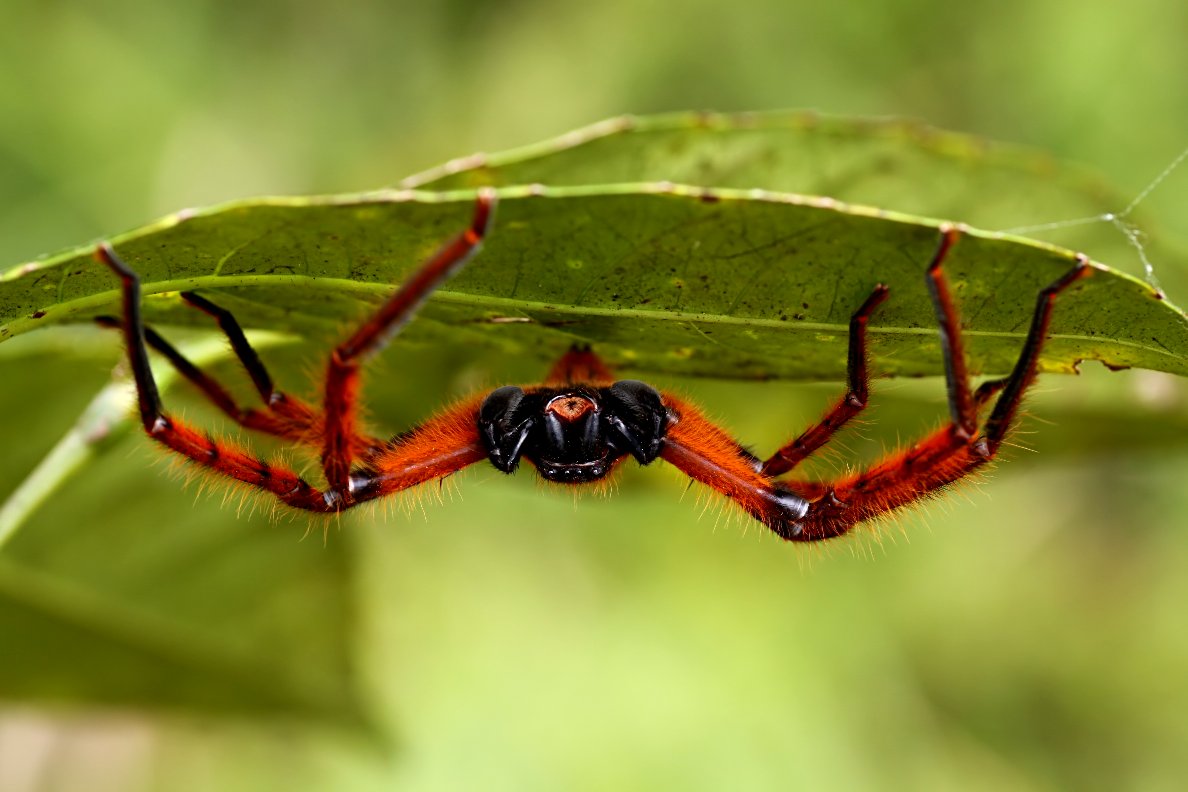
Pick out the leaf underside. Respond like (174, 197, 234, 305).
(2, 185, 1184, 381)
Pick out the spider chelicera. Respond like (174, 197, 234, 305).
(95, 190, 1093, 542)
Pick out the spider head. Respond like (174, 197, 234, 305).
(478, 380, 669, 483)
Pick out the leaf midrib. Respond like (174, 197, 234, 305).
(5, 273, 1178, 367)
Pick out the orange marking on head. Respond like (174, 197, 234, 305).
(545, 394, 596, 422)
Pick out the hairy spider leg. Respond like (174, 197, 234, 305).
(168, 292, 490, 502)
(657, 280, 894, 531)
(760, 232, 1003, 475)
(95, 308, 384, 456)
(926, 228, 980, 438)
(761, 283, 889, 477)
(660, 394, 812, 530)
(788, 230, 1094, 541)
(661, 227, 1092, 541)
(100, 301, 484, 488)
(322, 191, 495, 499)
(346, 393, 489, 504)
(94, 315, 243, 420)
(178, 290, 376, 451)
(96, 243, 337, 511)
(96, 191, 497, 513)
(974, 377, 1008, 409)
(179, 291, 276, 402)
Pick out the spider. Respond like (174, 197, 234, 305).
(95, 190, 1093, 541)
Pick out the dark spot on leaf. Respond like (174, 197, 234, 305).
(31, 310, 46, 319)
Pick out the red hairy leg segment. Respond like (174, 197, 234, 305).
(761, 283, 889, 477)
(660, 394, 810, 534)
(979, 260, 1094, 455)
(655, 225, 1092, 543)
(97, 308, 382, 457)
(96, 192, 497, 514)
(95, 243, 338, 512)
(321, 191, 496, 498)
(94, 315, 242, 420)
(179, 291, 277, 403)
(353, 394, 490, 501)
(925, 227, 980, 440)
(788, 254, 1095, 541)
(178, 289, 385, 454)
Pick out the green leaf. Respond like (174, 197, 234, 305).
(2, 185, 1185, 381)
(0, 347, 374, 732)
(0, 549, 362, 723)
(0, 332, 287, 546)
(0, 116, 1185, 739)
(403, 111, 1146, 273)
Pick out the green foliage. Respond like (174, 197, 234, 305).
(3, 3, 1188, 780)
(3, 189, 1184, 381)
(408, 111, 1125, 230)
(1, 117, 1185, 750)
(0, 338, 370, 728)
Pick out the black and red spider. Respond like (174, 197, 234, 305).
(96, 190, 1093, 541)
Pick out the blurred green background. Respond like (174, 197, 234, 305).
(2, 1, 1187, 791)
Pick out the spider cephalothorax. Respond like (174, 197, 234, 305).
(95, 190, 1094, 541)
(479, 379, 668, 483)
